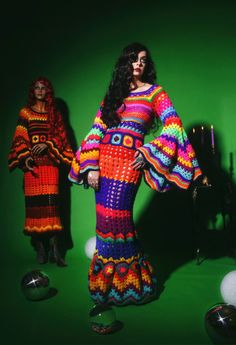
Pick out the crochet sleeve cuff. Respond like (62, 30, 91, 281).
(138, 88, 202, 192)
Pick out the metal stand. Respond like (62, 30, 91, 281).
(192, 184, 213, 265)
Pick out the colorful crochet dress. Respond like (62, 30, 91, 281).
(69, 84, 202, 305)
(8, 107, 74, 235)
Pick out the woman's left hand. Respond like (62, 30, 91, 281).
(131, 151, 146, 170)
(87, 170, 100, 190)
(32, 143, 48, 156)
(202, 175, 211, 186)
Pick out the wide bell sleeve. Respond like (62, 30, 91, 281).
(138, 88, 202, 192)
(68, 105, 107, 185)
(46, 111, 74, 166)
(8, 108, 32, 172)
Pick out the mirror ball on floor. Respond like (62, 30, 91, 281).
(21, 270, 50, 301)
(205, 303, 236, 344)
(89, 304, 122, 334)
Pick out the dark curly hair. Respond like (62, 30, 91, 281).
(101, 42, 157, 127)
(28, 77, 58, 136)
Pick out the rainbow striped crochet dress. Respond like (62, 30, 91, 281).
(69, 84, 202, 305)
(8, 107, 74, 235)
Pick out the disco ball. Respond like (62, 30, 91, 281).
(205, 303, 236, 344)
(89, 304, 122, 334)
(21, 270, 50, 301)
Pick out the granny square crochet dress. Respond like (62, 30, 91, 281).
(8, 107, 74, 235)
(69, 84, 202, 305)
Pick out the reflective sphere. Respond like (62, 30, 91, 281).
(205, 303, 236, 344)
(89, 305, 120, 334)
(221, 271, 236, 307)
(21, 270, 50, 301)
(85, 236, 96, 259)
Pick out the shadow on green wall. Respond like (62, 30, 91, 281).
(57, 98, 78, 257)
(136, 122, 236, 299)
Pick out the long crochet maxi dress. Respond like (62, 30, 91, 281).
(8, 107, 74, 236)
(69, 84, 202, 305)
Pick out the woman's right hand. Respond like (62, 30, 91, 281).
(131, 151, 146, 170)
(87, 170, 100, 190)
(31, 143, 48, 156)
(25, 157, 35, 171)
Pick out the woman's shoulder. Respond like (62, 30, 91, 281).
(148, 84, 165, 98)
(143, 83, 164, 92)
(18, 107, 32, 119)
(150, 83, 164, 90)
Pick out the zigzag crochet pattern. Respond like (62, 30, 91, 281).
(69, 84, 202, 305)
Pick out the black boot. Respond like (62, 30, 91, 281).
(35, 240, 48, 264)
(49, 235, 67, 267)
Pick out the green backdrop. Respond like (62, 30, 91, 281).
(1, 1, 236, 344)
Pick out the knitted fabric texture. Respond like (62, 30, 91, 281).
(69, 85, 202, 305)
(8, 107, 74, 234)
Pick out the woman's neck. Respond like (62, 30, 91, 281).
(130, 78, 145, 90)
(31, 101, 47, 113)
(130, 80, 148, 92)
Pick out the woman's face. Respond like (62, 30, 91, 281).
(132, 50, 147, 79)
(33, 81, 48, 101)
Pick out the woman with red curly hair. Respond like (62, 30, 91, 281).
(8, 77, 74, 266)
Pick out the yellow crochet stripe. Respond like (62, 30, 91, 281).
(90, 277, 140, 291)
(25, 224, 62, 232)
(15, 125, 29, 138)
(89, 278, 108, 292)
(161, 145, 174, 156)
(8, 160, 18, 170)
(142, 146, 194, 171)
(46, 141, 72, 165)
(164, 123, 183, 133)
(154, 139, 164, 148)
(177, 156, 193, 168)
(21, 107, 47, 121)
(89, 271, 152, 291)
(29, 115, 48, 121)
(20, 108, 31, 120)
(17, 150, 30, 160)
(71, 157, 80, 174)
(141, 139, 193, 168)
(112, 274, 151, 288)
(94, 116, 107, 129)
(96, 253, 141, 264)
(80, 150, 99, 161)
(187, 151, 195, 159)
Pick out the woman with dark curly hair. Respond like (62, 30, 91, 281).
(8, 77, 74, 266)
(69, 43, 202, 305)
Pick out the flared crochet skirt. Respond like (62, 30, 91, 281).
(23, 156, 63, 235)
(89, 129, 157, 305)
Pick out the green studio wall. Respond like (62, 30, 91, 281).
(1, 0, 236, 261)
